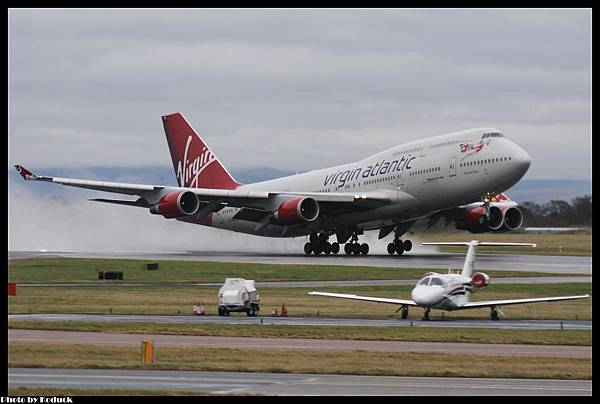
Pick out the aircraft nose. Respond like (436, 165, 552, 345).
(411, 286, 444, 306)
(512, 143, 531, 176)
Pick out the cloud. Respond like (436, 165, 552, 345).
(8, 9, 591, 181)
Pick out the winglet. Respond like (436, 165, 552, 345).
(14, 165, 37, 180)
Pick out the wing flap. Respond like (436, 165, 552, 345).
(309, 291, 417, 306)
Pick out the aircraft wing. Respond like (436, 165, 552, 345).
(308, 291, 418, 306)
(14, 165, 407, 211)
(459, 294, 590, 309)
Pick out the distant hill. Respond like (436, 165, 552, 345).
(505, 179, 591, 204)
(8, 166, 590, 203)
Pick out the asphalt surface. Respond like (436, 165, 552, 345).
(8, 329, 591, 358)
(9, 313, 592, 330)
(8, 368, 592, 395)
(8, 250, 592, 275)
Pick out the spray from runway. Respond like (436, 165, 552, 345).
(9, 181, 437, 255)
(8, 182, 305, 253)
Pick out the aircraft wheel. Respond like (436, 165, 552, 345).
(395, 241, 404, 255)
(403, 240, 412, 252)
(387, 243, 396, 255)
(352, 243, 361, 255)
(360, 243, 369, 255)
(304, 242, 313, 255)
(323, 242, 332, 255)
(331, 242, 340, 254)
(344, 243, 353, 255)
(313, 246, 322, 255)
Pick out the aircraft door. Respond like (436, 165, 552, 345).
(449, 156, 457, 177)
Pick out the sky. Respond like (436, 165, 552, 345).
(8, 9, 591, 180)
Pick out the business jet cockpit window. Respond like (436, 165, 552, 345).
(482, 132, 504, 139)
(429, 277, 446, 287)
(418, 277, 431, 286)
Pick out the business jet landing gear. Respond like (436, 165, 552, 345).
(304, 232, 339, 256)
(344, 232, 369, 256)
(401, 305, 409, 320)
(490, 306, 500, 321)
(422, 308, 431, 321)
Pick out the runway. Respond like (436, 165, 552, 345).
(8, 329, 591, 358)
(8, 368, 592, 395)
(9, 250, 592, 275)
(9, 313, 592, 330)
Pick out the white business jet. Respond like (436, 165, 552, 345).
(309, 241, 590, 320)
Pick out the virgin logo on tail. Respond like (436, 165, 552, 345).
(176, 135, 216, 188)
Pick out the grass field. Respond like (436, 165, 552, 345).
(420, 232, 592, 256)
(7, 257, 581, 285)
(9, 321, 592, 346)
(8, 342, 592, 380)
(7, 283, 591, 320)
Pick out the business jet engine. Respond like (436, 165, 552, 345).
(471, 272, 490, 288)
(149, 190, 200, 218)
(274, 196, 320, 225)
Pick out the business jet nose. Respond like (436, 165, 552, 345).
(411, 286, 444, 306)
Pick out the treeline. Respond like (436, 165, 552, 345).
(520, 195, 592, 227)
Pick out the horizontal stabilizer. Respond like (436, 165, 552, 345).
(421, 241, 537, 248)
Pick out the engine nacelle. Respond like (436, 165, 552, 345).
(456, 197, 524, 233)
(273, 196, 319, 225)
(502, 206, 524, 231)
(149, 190, 200, 218)
(471, 272, 490, 288)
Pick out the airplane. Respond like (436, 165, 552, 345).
(309, 241, 590, 320)
(15, 112, 532, 256)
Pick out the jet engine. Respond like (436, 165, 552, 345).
(149, 190, 200, 218)
(471, 272, 490, 288)
(455, 197, 524, 233)
(501, 206, 524, 231)
(274, 196, 320, 225)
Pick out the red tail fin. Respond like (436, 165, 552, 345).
(162, 113, 240, 189)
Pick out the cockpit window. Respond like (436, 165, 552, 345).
(429, 277, 445, 286)
(482, 132, 504, 138)
(418, 277, 430, 286)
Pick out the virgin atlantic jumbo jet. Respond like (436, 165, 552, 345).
(15, 112, 531, 256)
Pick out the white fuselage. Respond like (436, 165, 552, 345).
(411, 273, 473, 310)
(185, 127, 531, 238)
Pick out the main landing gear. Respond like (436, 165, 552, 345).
(304, 231, 369, 256)
(387, 226, 413, 255)
(343, 232, 369, 256)
(304, 232, 340, 256)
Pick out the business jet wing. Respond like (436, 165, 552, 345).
(14, 165, 406, 212)
(459, 294, 590, 309)
(308, 291, 418, 306)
